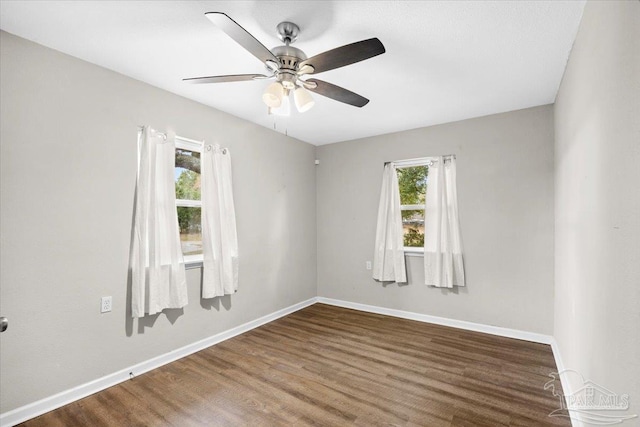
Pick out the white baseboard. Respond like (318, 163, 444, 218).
(316, 297, 553, 344)
(549, 338, 580, 427)
(0, 297, 317, 427)
(2, 297, 573, 427)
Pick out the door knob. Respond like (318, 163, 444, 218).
(0, 317, 7, 332)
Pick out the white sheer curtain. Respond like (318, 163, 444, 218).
(201, 144, 238, 298)
(424, 156, 465, 288)
(373, 163, 407, 283)
(131, 126, 188, 317)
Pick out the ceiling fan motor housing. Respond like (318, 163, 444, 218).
(271, 45, 306, 89)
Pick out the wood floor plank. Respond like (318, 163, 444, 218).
(19, 304, 570, 426)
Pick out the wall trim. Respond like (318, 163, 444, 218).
(3, 298, 575, 427)
(0, 297, 317, 427)
(316, 297, 553, 344)
(550, 338, 580, 427)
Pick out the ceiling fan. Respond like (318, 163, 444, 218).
(184, 13, 386, 115)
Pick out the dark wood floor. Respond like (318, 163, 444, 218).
(21, 304, 570, 426)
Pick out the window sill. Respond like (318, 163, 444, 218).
(404, 248, 424, 257)
(184, 255, 203, 269)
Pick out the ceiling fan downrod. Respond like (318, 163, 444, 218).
(271, 22, 308, 91)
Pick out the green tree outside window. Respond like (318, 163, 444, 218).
(397, 166, 428, 247)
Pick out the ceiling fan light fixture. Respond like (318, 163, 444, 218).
(294, 87, 315, 113)
(263, 82, 284, 108)
(269, 90, 291, 116)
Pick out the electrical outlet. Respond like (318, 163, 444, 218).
(366, 261, 372, 270)
(101, 296, 112, 313)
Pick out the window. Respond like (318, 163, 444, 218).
(395, 159, 430, 252)
(175, 137, 204, 262)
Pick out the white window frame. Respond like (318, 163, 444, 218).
(175, 136, 205, 267)
(393, 157, 434, 255)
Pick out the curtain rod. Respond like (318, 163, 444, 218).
(384, 154, 456, 166)
(137, 126, 205, 145)
(137, 125, 167, 140)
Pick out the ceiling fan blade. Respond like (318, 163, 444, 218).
(299, 38, 385, 75)
(183, 74, 270, 84)
(304, 79, 369, 107)
(205, 12, 279, 65)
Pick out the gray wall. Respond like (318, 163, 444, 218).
(316, 105, 555, 334)
(554, 0, 640, 416)
(6, 0, 639, 416)
(0, 31, 317, 412)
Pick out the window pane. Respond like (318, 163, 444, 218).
(397, 166, 428, 205)
(177, 207, 202, 256)
(175, 149, 201, 200)
(402, 209, 424, 247)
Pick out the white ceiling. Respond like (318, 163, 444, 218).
(0, 1, 585, 145)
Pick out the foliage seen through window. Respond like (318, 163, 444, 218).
(397, 165, 428, 248)
(175, 147, 203, 256)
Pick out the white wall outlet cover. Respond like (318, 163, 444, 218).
(101, 296, 112, 313)
(366, 261, 372, 270)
